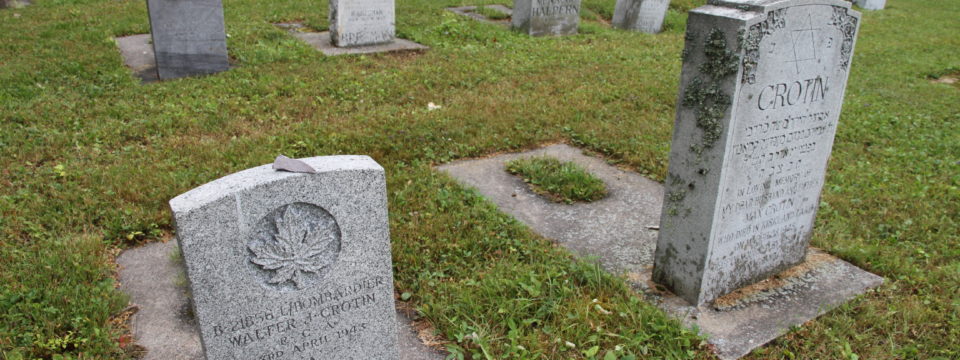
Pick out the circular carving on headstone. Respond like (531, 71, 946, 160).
(247, 202, 341, 292)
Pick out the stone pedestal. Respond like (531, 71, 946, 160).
(329, 0, 395, 47)
(512, 0, 581, 36)
(612, 0, 670, 34)
(653, 0, 861, 306)
(146, 0, 229, 80)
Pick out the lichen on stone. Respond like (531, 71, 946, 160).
(682, 28, 740, 151)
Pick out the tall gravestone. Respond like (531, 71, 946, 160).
(854, 0, 885, 10)
(653, 0, 861, 306)
(512, 0, 582, 36)
(612, 0, 671, 34)
(329, 0, 396, 47)
(147, 0, 229, 79)
(170, 156, 399, 359)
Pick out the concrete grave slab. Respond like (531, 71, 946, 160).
(115, 34, 160, 84)
(275, 24, 427, 56)
(446, 5, 513, 27)
(118, 238, 447, 360)
(437, 143, 883, 359)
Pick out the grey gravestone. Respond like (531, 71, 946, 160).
(854, 0, 885, 10)
(147, 0, 229, 80)
(512, 0, 581, 36)
(612, 0, 670, 33)
(329, 0, 395, 47)
(170, 156, 399, 360)
(654, 0, 861, 306)
(439, 144, 882, 359)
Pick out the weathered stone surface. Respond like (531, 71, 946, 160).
(118, 240, 446, 360)
(329, 0, 395, 47)
(280, 27, 427, 56)
(854, 0, 885, 10)
(439, 144, 883, 359)
(115, 34, 161, 83)
(653, 0, 861, 306)
(612, 0, 670, 33)
(446, 5, 513, 27)
(170, 156, 399, 360)
(438, 144, 665, 275)
(147, 0, 229, 80)
(512, 0, 581, 36)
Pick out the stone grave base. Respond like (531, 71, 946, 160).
(275, 23, 428, 56)
(115, 34, 160, 83)
(445, 5, 513, 26)
(437, 143, 884, 360)
(117, 240, 446, 360)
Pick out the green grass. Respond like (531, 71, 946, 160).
(0, 0, 958, 359)
(506, 156, 608, 203)
(473, 5, 510, 21)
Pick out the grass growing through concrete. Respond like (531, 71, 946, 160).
(506, 156, 608, 203)
(0, 0, 957, 359)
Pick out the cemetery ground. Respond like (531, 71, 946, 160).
(0, 0, 957, 358)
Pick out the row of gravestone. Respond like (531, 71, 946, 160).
(146, 0, 394, 80)
(168, 0, 867, 359)
(141, 0, 886, 81)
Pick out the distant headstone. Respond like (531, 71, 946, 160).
(146, 0, 229, 80)
(854, 0, 885, 10)
(329, 0, 396, 47)
(0, 0, 30, 8)
(653, 0, 861, 306)
(612, 0, 670, 33)
(512, 0, 582, 36)
(170, 156, 399, 359)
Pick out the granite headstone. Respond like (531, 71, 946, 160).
(147, 0, 229, 80)
(854, 0, 885, 10)
(329, 0, 396, 47)
(612, 0, 670, 33)
(653, 0, 861, 306)
(512, 0, 582, 36)
(170, 156, 399, 359)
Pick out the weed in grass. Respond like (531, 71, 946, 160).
(506, 156, 608, 204)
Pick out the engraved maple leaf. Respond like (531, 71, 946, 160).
(249, 206, 338, 288)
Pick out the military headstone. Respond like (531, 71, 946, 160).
(653, 0, 861, 306)
(170, 156, 399, 359)
(329, 0, 396, 47)
(512, 0, 582, 36)
(612, 0, 670, 34)
(854, 0, 885, 10)
(147, 0, 229, 79)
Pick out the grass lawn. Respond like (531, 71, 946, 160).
(506, 156, 608, 203)
(0, 0, 957, 359)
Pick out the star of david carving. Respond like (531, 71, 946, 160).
(786, 14, 822, 74)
